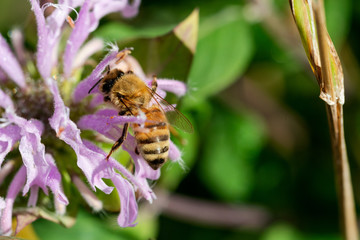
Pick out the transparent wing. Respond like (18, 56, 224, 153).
(148, 87, 194, 133)
(165, 109, 194, 133)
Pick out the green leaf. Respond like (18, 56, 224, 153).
(185, 6, 253, 103)
(261, 223, 302, 240)
(199, 100, 264, 201)
(109, 207, 159, 240)
(33, 209, 139, 240)
(324, 0, 351, 47)
(93, 22, 174, 41)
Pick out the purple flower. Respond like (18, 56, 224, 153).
(0, 0, 188, 236)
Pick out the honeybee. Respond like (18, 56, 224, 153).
(88, 50, 193, 170)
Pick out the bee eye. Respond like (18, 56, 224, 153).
(117, 71, 124, 78)
(101, 79, 116, 94)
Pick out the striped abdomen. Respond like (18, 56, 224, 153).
(134, 106, 170, 170)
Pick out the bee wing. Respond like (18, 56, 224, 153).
(165, 110, 194, 133)
(147, 87, 194, 133)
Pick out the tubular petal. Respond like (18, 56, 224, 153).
(0, 35, 26, 88)
(0, 167, 26, 236)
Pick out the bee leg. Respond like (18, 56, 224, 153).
(106, 65, 110, 74)
(135, 146, 139, 155)
(151, 75, 158, 92)
(106, 123, 129, 161)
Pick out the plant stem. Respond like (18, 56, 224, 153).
(326, 104, 358, 240)
(314, 0, 358, 239)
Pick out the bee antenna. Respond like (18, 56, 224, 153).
(120, 98, 134, 116)
(88, 78, 103, 94)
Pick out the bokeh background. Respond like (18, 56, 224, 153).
(1, 0, 360, 239)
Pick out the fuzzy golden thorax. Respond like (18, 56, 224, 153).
(100, 69, 153, 116)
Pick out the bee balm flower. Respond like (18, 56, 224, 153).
(0, 0, 186, 236)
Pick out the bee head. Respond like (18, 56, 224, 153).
(100, 69, 125, 94)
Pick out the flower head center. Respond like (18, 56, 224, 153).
(12, 82, 54, 134)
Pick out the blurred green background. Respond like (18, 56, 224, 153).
(2, 0, 360, 239)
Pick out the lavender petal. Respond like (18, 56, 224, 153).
(18, 119, 47, 194)
(0, 35, 26, 88)
(73, 38, 104, 71)
(92, 1, 128, 31)
(28, 186, 39, 207)
(0, 125, 21, 167)
(30, 0, 70, 79)
(63, 0, 91, 77)
(77, 109, 145, 141)
(10, 29, 26, 65)
(0, 91, 68, 204)
(111, 174, 138, 227)
(58, 0, 85, 7)
(121, 0, 141, 18)
(79, 107, 160, 199)
(29, 0, 51, 79)
(169, 140, 181, 161)
(157, 79, 187, 97)
(0, 88, 15, 111)
(47, 78, 113, 193)
(64, 0, 140, 77)
(44, 154, 69, 204)
(87, 141, 156, 202)
(0, 166, 26, 236)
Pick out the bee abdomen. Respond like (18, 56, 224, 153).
(142, 147, 169, 170)
(134, 106, 170, 170)
(143, 145, 169, 154)
(135, 128, 170, 170)
(138, 139, 170, 158)
(145, 121, 167, 129)
(146, 157, 166, 170)
(137, 133, 169, 144)
(140, 141, 169, 170)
